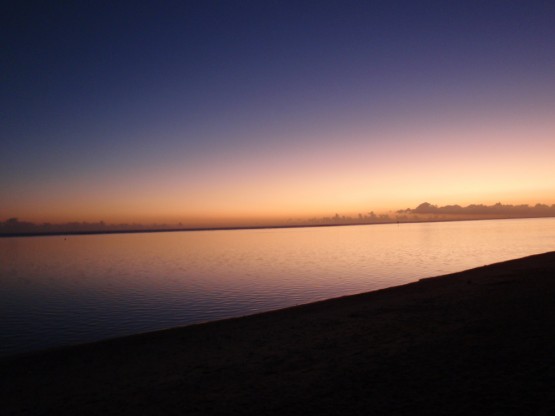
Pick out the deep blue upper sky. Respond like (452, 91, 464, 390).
(2, 1, 555, 223)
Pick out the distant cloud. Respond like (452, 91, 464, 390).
(398, 202, 555, 216)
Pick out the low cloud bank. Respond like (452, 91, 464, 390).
(398, 202, 555, 216)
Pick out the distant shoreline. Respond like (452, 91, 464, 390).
(1, 214, 554, 238)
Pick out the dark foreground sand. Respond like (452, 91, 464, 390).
(2, 252, 555, 415)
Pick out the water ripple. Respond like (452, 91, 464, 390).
(1, 218, 554, 356)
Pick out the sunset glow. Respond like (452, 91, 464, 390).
(2, 2, 554, 227)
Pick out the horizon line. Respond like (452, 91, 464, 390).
(2, 215, 554, 239)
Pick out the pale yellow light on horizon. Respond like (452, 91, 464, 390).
(2, 109, 554, 225)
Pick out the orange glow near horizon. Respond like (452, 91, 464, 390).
(3, 109, 554, 226)
(4, 2, 555, 230)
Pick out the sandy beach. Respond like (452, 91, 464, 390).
(2, 251, 555, 415)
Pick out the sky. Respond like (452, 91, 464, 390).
(2, 1, 555, 226)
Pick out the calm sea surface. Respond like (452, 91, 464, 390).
(1, 217, 554, 357)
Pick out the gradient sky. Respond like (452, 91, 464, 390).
(2, 1, 555, 226)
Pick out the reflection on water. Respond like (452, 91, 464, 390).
(1, 217, 554, 356)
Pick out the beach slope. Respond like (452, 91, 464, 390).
(2, 252, 555, 415)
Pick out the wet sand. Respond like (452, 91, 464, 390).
(2, 251, 555, 415)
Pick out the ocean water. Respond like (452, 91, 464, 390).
(1, 217, 554, 357)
